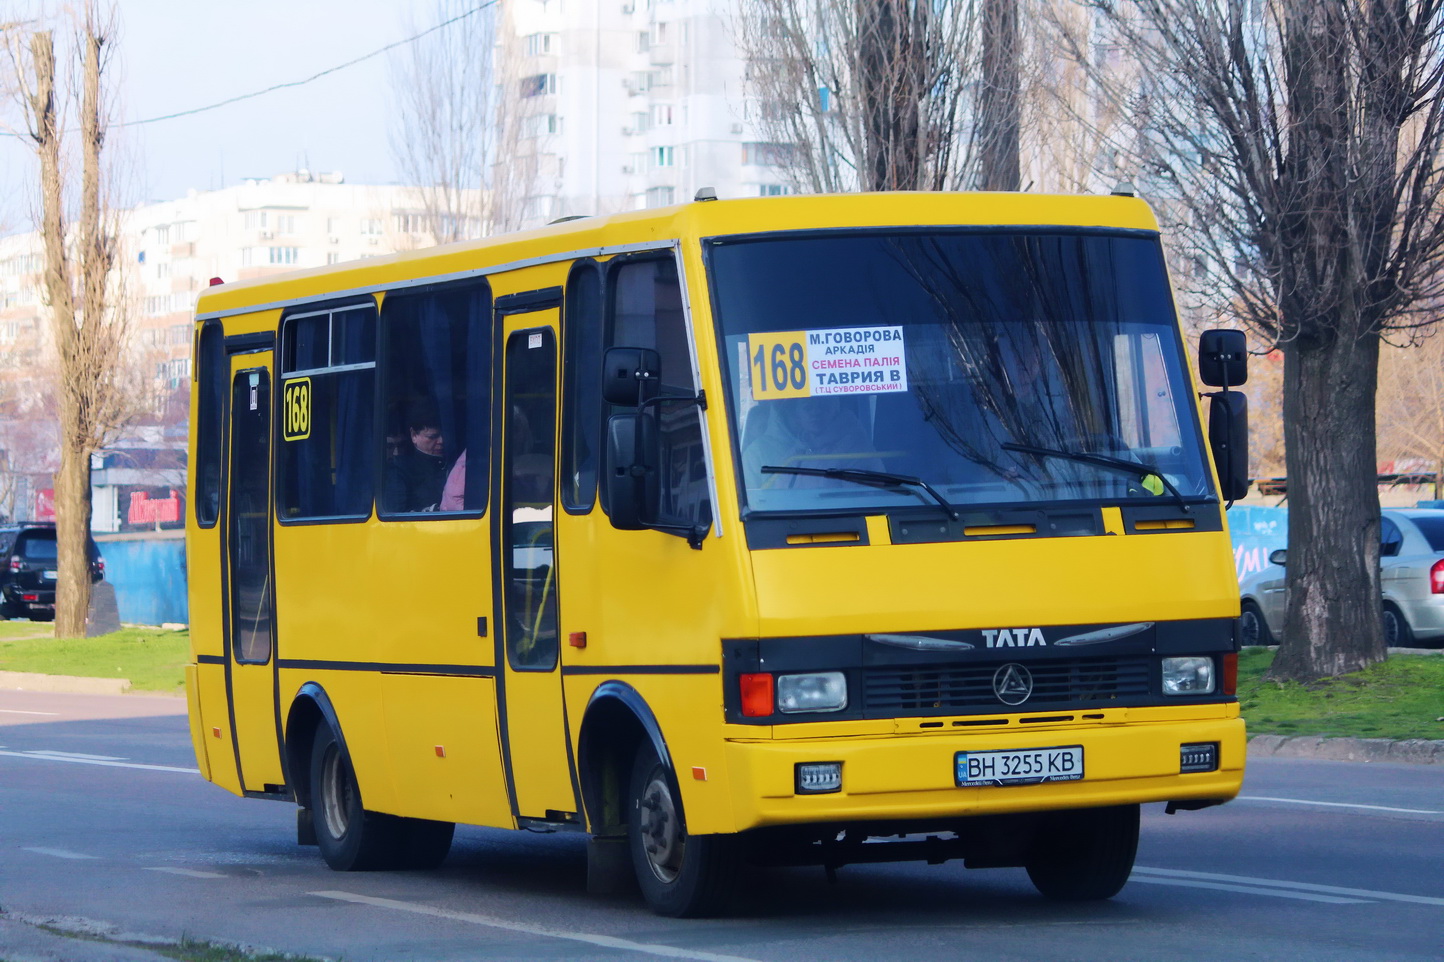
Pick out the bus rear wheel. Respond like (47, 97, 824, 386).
(627, 742, 740, 917)
(310, 724, 406, 871)
(1024, 804, 1139, 901)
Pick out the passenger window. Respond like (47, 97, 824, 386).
(607, 256, 710, 528)
(378, 281, 492, 516)
(194, 321, 225, 527)
(277, 302, 377, 520)
(1380, 517, 1403, 558)
(562, 261, 603, 512)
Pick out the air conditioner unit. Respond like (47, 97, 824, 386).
(621, 165, 634, 174)
(730, 123, 744, 135)
(259, 230, 274, 239)
(368, 237, 380, 246)
(621, 2, 634, 12)
(622, 126, 635, 136)
(328, 236, 339, 244)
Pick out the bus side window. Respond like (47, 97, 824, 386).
(607, 256, 710, 529)
(378, 281, 492, 517)
(562, 260, 603, 512)
(277, 303, 376, 521)
(193, 320, 225, 526)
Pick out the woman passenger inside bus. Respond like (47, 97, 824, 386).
(383, 401, 448, 512)
(740, 395, 882, 489)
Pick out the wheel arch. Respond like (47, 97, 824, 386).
(577, 681, 671, 837)
(285, 682, 347, 809)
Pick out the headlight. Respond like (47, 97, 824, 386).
(1161, 656, 1215, 695)
(776, 671, 848, 713)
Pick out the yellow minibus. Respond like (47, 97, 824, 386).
(185, 191, 1249, 916)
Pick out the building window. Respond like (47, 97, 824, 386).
(524, 32, 555, 56)
(269, 247, 299, 265)
(758, 184, 792, 196)
(153, 225, 171, 245)
(276, 214, 297, 234)
(244, 211, 268, 230)
(520, 73, 558, 97)
(327, 216, 343, 234)
(636, 30, 650, 53)
(652, 146, 675, 169)
(361, 218, 382, 236)
(327, 252, 342, 265)
(645, 186, 675, 206)
(742, 142, 795, 166)
(394, 211, 427, 234)
(524, 113, 559, 138)
(277, 302, 377, 521)
(652, 104, 673, 126)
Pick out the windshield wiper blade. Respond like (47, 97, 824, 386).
(760, 465, 960, 521)
(1000, 442, 1192, 512)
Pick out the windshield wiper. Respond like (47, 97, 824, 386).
(760, 465, 960, 521)
(1000, 442, 1192, 512)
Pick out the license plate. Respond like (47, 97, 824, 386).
(43, 570, 57, 580)
(955, 745, 1084, 787)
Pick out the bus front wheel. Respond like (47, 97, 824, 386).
(310, 724, 403, 871)
(1024, 804, 1139, 901)
(627, 742, 740, 917)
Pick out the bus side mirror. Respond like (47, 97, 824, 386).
(602, 347, 662, 406)
(1199, 329, 1248, 387)
(1209, 390, 1250, 501)
(605, 411, 660, 529)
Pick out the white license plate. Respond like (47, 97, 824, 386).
(43, 570, 57, 580)
(955, 745, 1084, 787)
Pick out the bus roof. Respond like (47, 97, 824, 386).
(195, 191, 1159, 320)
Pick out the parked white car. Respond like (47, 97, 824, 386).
(1238, 508, 1444, 648)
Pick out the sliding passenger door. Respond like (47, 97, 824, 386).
(224, 353, 284, 792)
(493, 297, 579, 824)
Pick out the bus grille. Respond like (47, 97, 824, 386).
(862, 656, 1152, 715)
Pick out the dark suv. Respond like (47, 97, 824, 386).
(0, 523, 104, 622)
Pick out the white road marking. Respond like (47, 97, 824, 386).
(145, 867, 227, 879)
(1135, 867, 1444, 907)
(311, 890, 764, 962)
(0, 749, 197, 774)
(25, 749, 128, 761)
(0, 708, 59, 715)
(1130, 875, 1368, 903)
(23, 847, 99, 860)
(1238, 795, 1441, 815)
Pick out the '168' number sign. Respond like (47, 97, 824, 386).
(282, 377, 311, 441)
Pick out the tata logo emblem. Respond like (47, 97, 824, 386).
(983, 628, 1046, 647)
(993, 663, 1034, 706)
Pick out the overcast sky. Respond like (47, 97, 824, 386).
(1, 0, 430, 233)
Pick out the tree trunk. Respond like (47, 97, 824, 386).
(53, 449, 92, 638)
(977, 0, 1020, 191)
(1267, 332, 1386, 681)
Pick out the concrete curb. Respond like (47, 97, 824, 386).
(1248, 733, 1444, 765)
(0, 670, 130, 695)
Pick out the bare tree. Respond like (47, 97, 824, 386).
(977, 0, 1021, 190)
(732, 0, 982, 192)
(1080, 0, 1444, 681)
(8, 3, 129, 637)
(390, 0, 529, 241)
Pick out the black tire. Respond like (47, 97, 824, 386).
(1238, 600, 1273, 646)
(394, 817, 455, 870)
(1382, 603, 1413, 647)
(1025, 804, 1139, 901)
(627, 741, 740, 917)
(309, 724, 406, 871)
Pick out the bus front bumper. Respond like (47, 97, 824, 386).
(718, 711, 1245, 834)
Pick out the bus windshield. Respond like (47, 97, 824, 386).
(707, 230, 1215, 516)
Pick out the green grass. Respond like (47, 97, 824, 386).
(0, 625, 190, 693)
(1238, 647, 1444, 741)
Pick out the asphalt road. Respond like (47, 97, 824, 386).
(2, 690, 1441, 962)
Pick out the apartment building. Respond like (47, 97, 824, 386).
(503, 0, 790, 225)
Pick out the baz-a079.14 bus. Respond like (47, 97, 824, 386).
(185, 191, 1249, 917)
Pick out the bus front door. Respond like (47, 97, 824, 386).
(224, 357, 284, 793)
(494, 312, 579, 823)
